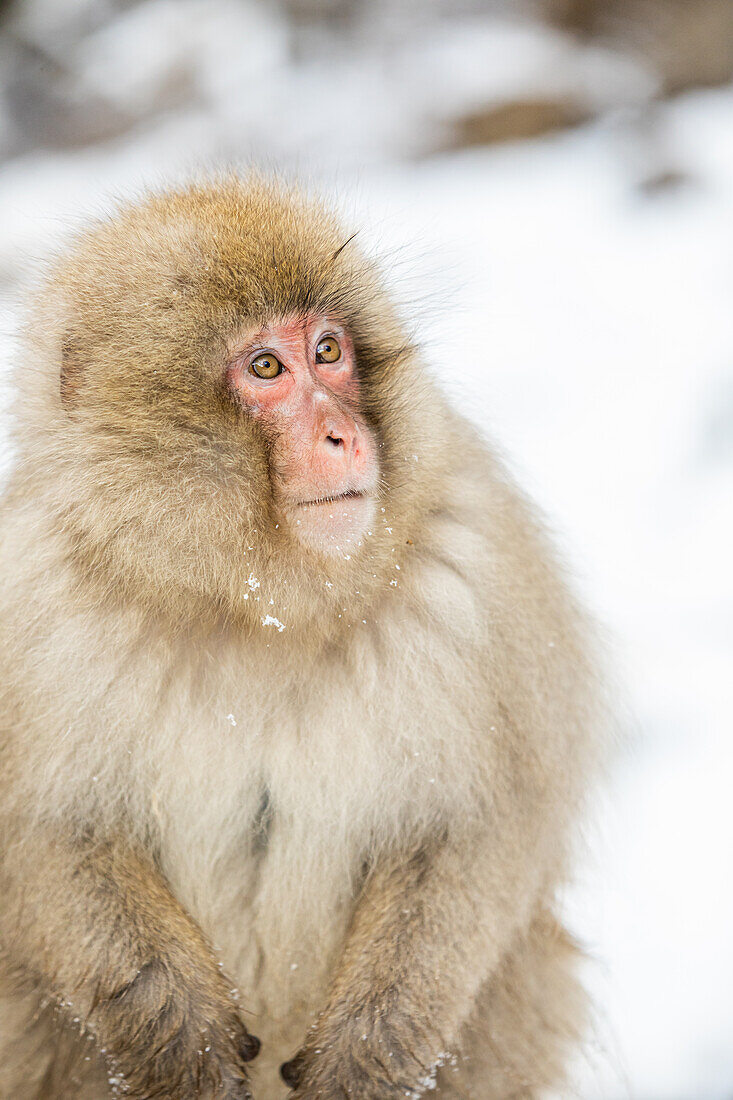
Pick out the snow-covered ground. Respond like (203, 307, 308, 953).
(0, 5, 731, 1096)
(340, 99, 733, 1100)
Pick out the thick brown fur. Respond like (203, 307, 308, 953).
(0, 176, 603, 1099)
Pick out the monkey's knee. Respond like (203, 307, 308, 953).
(0, 968, 110, 1100)
(436, 910, 587, 1100)
(0, 974, 55, 1100)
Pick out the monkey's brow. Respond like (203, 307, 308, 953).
(228, 325, 279, 358)
(231, 316, 342, 357)
(237, 329, 270, 352)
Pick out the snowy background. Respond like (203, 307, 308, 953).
(0, 1, 731, 1096)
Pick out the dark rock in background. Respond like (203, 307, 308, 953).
(551, 0, 733, 94)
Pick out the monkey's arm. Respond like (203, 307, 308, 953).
(282, 809, 562, 1099)
(0, 829, 259, 1100)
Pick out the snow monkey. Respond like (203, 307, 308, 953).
(0, 177, 601, 1100)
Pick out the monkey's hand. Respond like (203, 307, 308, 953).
(92, 954, 260, 1099)
(1, 833, 260, 1100)
(280, 998, 446, 1100)
(280, 835, 509, 1100)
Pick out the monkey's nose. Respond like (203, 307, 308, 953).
(323, 420, 359, 458)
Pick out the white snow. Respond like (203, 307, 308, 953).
(260, 614, 286, 632)
(349, 103, 733, 1099)
(0, 9, 731, 1096)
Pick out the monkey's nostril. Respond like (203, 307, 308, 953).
(326, 434, 343, 447)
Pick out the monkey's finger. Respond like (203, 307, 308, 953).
(223, 1086, 253, 1100)
(239, 1031, 261, 1062)
(280, 1050, 306, 1089)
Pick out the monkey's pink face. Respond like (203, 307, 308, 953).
(227, 315, 379, 555)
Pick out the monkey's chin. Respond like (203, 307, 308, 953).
(283, 493, 377, 556)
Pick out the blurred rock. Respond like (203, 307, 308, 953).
(0, 0, 139, 155)
(0, 0, 727, 172)
(280, 0, 355, 30)
(0, 39, 136, 155)
(443, 95, 590, 148)
(421, 19, 653, 153)
(0, 0, 286, 158)
(551, 0, 733, 94)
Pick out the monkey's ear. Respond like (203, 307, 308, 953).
(60, 331, 83, 411)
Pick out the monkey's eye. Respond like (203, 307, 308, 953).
(250, 353, 283, 379)
(315, 336, 341, 364)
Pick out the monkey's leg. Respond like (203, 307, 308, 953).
(0, 971, 57, 1099)
(0, 992, 110, 1100)
(433, 910, 587, 1099)
(280, 820, 577, 1100)
(0, 831, 259, 1100)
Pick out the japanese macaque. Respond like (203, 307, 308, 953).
(0, 177, 602, 1100)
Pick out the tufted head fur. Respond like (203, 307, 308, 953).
(12, 176, 450, 638)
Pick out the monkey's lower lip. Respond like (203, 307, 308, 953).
(282, 490, 376, 555)
(297, 490, 366, 508)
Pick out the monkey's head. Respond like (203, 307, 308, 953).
(20, 178, 450, 636)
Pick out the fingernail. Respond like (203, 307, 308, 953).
(240, 1033, 261, 1062)
(280, 1057, 302, 1088)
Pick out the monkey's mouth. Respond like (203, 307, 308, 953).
(281, 489, 376, 554)
(297, 490, 366, 508)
